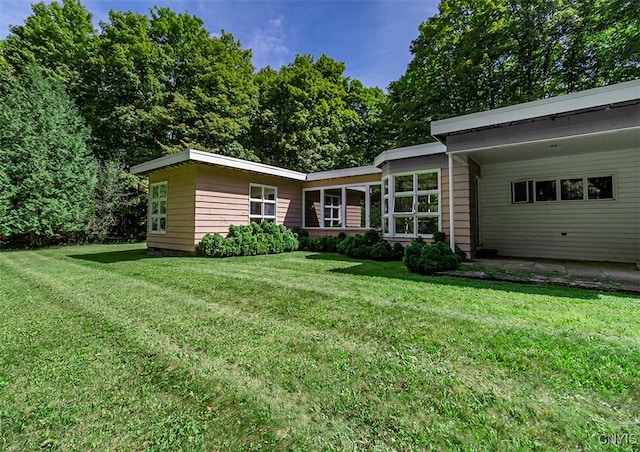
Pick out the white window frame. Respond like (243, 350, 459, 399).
(302, 183, 382, 230)
(511, 174, 616, 204)
(249, 183, 277, 223)
(382, 170, 441, 238)
(324, 193, 341, 227)
(149, 181, 168, 234)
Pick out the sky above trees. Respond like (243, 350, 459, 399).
(0, 0, 440, 90)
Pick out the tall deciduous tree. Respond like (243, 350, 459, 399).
(88, 7, 258, 165)
(0, 66, 97, 244)
(251, 54, 387, 173)
(1, 0, 97, 102)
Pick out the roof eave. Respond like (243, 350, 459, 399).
(431, 79, 640, 137)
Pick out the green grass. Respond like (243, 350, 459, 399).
(1, 244, 639, 450)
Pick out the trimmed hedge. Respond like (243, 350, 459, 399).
(196, 222, 299, 257)
(403, 232, 465, 275)
(295, 228, 404, 262)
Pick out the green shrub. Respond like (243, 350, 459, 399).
(403, 237, 426, 273)
(370, 240, 392, 261)
(392, 242, 405, 261)
(196, 232, 226, 257)
(403, 233, 461, 275)
(363, 229, 381, 246)
(455, 245, 467, 262)
(291, 226, 309, 238)
(336, 235, 352, 254)
(197, 222, 299, 258)
(432, 231, 446, 243)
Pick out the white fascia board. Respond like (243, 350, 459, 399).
(130, 149, 307, 181)
(305, 165, 381, 181)
(431, 79, 640, 137)
(188, 150, 307, 181)
(373, 142, 446, 167)
(130, 150, 191, 175)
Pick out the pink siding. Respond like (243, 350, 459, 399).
(194, 164, 303, 242)
(147, 165, 197, 253)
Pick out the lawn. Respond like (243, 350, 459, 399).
(0, 244, 638, 450)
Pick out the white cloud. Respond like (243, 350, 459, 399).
(247, 13, 290, 70)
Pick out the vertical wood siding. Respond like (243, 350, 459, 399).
(479, 147, 640, 262)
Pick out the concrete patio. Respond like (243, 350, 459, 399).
(446, 257, 640, 294)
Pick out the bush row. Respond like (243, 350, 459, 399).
(295, 227, 467, 274)
(197, 222, 299, 257)
(295, 228, 404, 262)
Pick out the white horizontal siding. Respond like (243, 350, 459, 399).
(479, 147, 639, 263)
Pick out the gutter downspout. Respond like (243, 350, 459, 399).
(448, 153, 455, 252)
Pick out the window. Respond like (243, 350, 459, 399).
(587, 176, 613, 199)
(511, 180, 533, 203)
(560, 178, 583, 200)
(512, 175, 614, 203)
(535, 180, 557, 202)
(150, 181, 167, 233)
(249, 184, 277, 223)
(302, 183, 382, 229)
(382, 171, 440, 237)
(324, 190, 341, 227)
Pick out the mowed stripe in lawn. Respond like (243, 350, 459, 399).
(1, 250, 362, 449)
(1, 244, 639, 450)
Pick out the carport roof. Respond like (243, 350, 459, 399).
(431, 79, 640, 140)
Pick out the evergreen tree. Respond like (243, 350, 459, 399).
(0, 66, 97, 245)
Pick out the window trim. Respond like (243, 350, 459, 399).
(149, 181, 168, 234)
(302, 182, 382, 230)
(510, 174, 616, 204)
(383, 169, 441, 238)
(323, 193, 341, 227)
(249, 183, 278, 223)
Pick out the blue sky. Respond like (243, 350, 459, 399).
(0, 0, 441, 89)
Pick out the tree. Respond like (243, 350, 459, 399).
(0, 66, 97, 245)
(1, 0, 97, 102)
(251, 54, 386, 173)
(342, 79, 390, 167)
(86, 160, 148, 242)
(386, 0, 640, 146)
(87, 8, 258, 165)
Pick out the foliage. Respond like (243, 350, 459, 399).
(196, 222, 299, 258)
(335, 229, 403, 262)
(1, 0, 97, 100)
(86, 160, 148, 242)
(298, 235, 339, 253)
(86, 8, 259, 165)
(1, 3, 259, 167)
(250, 54, 388, 173)
(403, 235, 462, 275)
(386, 0, 640, 145)
(0, 65, 97, 246)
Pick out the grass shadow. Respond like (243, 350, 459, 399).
(69, 249, 159, 264)
(304, 253, 620, 300)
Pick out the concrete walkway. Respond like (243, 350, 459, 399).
(448, 257, 640, 294)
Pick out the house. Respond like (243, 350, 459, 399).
(131, 80, 640, 263)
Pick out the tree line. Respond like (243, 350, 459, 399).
(0, 0, 637, 246)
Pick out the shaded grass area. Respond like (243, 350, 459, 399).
(0, 244, 638, 450)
